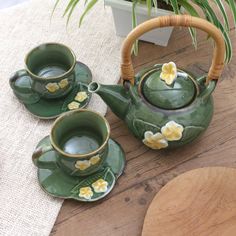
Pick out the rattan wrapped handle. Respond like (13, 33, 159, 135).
(121, 15, 225, 85)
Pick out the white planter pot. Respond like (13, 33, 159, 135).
(105, 0, 174, 46)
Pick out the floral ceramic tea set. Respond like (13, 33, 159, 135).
(10, 43, 92, 119)
(9, 15, 226, 202)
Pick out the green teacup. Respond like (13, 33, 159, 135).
(11, 43, 76, 100)
(32, 109, 110, 177)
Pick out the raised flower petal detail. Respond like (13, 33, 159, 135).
(75, 91, 88, 102)
(143, 131, 168, 150)
(58, 79, 69, 89)
(68, 101, 80, 110)
(75, 160, 91, 170)
(160, 62, 177, 85)
(79, 187, 93, 200)
(92, 179, 108, 193)
(46, 83, 60, 93)
(161, 121, 184, 141)
(90, 155, 101, 165)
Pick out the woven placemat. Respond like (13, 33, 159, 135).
(0, 1, 122, 235)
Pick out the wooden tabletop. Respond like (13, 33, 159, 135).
(142, 167, 236, 235)
(51, 22, 236, 236)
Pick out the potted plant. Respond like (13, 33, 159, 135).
(104, 0, 176, 47)
(54, 0, 236, 62)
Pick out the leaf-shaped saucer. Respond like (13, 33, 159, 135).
(35, 136, 126, 202)
(10, 62, 92, 119)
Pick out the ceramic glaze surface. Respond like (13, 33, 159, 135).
(10, 61, 92, 119)
(61, 130, 102, 155)
(92, 15, 225, 150)
(33, 110, 110, 177)
(88, 64, 216, 149)
(25, 43, 76, 99)
(36, 136, 125, 202)
(37, 65, 68, 78)
(142, 66, 197, 109)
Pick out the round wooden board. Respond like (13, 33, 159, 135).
(142, 167, 236, 236)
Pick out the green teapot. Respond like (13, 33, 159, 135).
(88, 15, 225, 150)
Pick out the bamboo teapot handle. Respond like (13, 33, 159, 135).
(121, 15, 225, 85)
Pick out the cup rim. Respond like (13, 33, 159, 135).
(24, 42, 76, 81)
(50, 109, 111, 158)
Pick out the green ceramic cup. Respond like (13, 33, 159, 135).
(10, 43, 76, 100)
(32, 109, 110, 177)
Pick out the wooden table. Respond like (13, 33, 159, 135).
(51, 24, 236, 236)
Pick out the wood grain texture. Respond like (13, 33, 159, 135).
(51, 12, 236, 236)
(142, 167, 236, 236)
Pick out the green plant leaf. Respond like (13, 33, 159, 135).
(188, 27, 197, 49)
(53, 0, 235, 62)
(178, 0, 200, 48)
(193, 0, 232, 63)
(226, 0, 236, 27)
(205, 1, 232, 62)
(51, 0, 61, 20)
(146, 0, 152, 16)
(152, 0, 158, 10)
(79, 0, 98, 27)
(179, 0, 199, 17)
(213, 0, 230, 31)
(169, 0, 180, 14)
(66, 0, 80, 26)
(63, 0, 77, 17)
(132, 0, 139, 55)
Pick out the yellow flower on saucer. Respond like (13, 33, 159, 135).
(79, 187, 93, 200)
(92, 179, 108, 193)
(75, 160, 91, 170)
(161, 121, 184, 141)
(68, 101, 80, 110)
(75, 91, 88, 102)
(143, 131, 168, 150)
(90, 155, 101, 165)
(58, 79, 69, 89)
(160, 62, 177, 85)
(46, 83, 60, 93)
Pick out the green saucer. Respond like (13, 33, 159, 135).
(36, 136, 126, 202)
(12, 62, 92, 119)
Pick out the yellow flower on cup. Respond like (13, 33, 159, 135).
(46, 82, 60, 93)
(90, 155, 101, 165)
(79, 187, 93, 200)
(75, 160, 91, 171)
(58, 79, 69, 89)
(160, 62, 177, 85)
(68, 101, 80, 110)
(75, 91, 88, 102)
(143, 131, 168, 149)
(92, 179, 108, 193)
(161, 121, 184, 141)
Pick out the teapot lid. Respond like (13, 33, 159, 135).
(141, 62, 197, 110)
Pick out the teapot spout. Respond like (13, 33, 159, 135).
(88, 82, 130, 120)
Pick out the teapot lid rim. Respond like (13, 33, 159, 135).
(138, 68, 199, 110)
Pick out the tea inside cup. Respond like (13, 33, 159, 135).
(51, 110, 110, 156)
